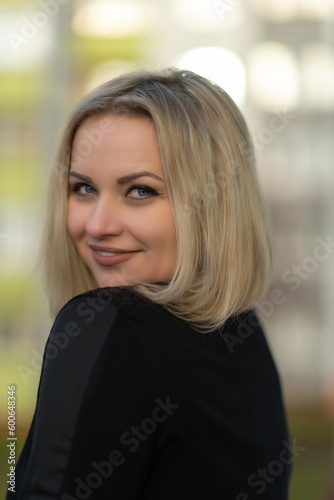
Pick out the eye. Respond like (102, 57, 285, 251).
(71, 183, 96, 195)
(126, 185, 160, 199)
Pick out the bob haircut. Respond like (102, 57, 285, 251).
(40, 68, 272, 332)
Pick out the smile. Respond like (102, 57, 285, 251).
(96, 251, 124, 257)
(91, 248, 140, 266)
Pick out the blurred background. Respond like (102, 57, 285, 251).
(0, 0, 334, 497)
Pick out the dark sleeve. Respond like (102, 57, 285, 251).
(14, 292, 166, 500)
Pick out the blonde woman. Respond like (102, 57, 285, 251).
(12, 69, 291, 499)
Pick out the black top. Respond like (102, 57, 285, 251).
(11, 287, 291, 499)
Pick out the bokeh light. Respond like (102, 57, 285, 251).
(72, 0, 150, 38)
(175, 46, 246, 106)
(248, 42, 299, 110)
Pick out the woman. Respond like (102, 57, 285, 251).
(12, 69, 291, 499)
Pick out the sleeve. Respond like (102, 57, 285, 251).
(14, 292, 167, 500)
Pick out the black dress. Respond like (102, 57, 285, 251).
(11, 287, 291, 499)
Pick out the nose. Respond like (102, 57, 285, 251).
(85, 194, 124, 239)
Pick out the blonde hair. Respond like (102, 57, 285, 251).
(39, 68, 272, 332)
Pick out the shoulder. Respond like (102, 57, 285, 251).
(55, 286, 160, 323)
(48, 286, 160, 365)
(51, 287, 270, 368)
(56, 286, 262, 332)
(38, 287, 166, 416)
(45, 286, 180, 389)
(50, 286, 160, 346)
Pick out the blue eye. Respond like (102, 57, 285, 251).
(126, 185, 159, 199)
(71, 183, 96, 195)
(69, 182, 160, 199)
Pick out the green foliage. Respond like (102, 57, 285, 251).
(288, 411, 334, 499)
(0, 72, 45, 112)
(72, 35, 145, 70)
(0, 151, 44, 201)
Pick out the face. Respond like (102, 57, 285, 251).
(67, 113, 177, 288)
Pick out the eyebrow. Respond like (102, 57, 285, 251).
(69, 170, 164, 185)
(69, 171, 93, 183)
(117, 171, 164, 185)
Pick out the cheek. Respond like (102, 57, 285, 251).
(67, 199, 85, 240)
(147, 208, 176, 251)
(163, 206, 177, 243)
(163, 216, 177, 248)
(128, 206, 175, 251)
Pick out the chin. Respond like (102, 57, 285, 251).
(95, 272, 137, 288)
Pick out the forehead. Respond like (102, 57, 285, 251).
(73, 113, 155, 143)
(71, 113, 163, 175)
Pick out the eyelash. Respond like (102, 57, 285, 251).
(70, 182, 160, 200)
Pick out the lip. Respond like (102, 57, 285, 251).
(89, 245, 140, 266)
(90, 245, 135, 253)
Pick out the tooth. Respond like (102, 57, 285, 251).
(97, 251, 119, 256)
